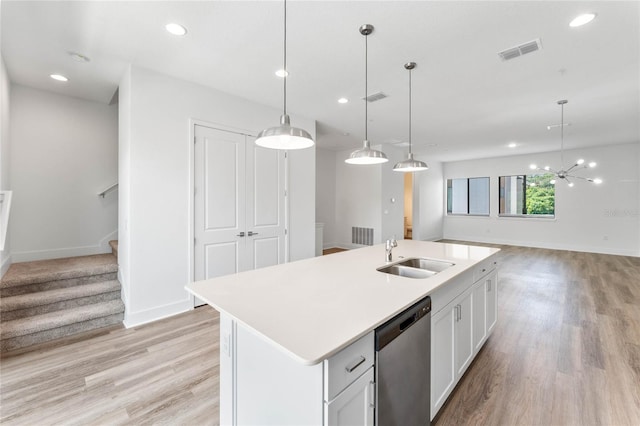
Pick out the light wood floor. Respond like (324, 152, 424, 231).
(1, 243, 639, 425)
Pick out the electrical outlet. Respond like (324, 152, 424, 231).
(603, 235, 609, 241)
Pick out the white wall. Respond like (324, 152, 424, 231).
(1, 55, 11, 276)
(118, 68, 132, 306)
(380, 145, 406, 242)
(9, 85, 118, 262)
(316, 148, 336, 248)
(119, 66, 316, 327)
(334, 147, 382, 248)
(412, 160, 444, 241)
(443, 143, 640, 256)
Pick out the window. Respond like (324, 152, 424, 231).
(499, 173, 555, 217)
(446, 177, 490, 215)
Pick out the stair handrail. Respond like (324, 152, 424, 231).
(98, 183, 118, 198)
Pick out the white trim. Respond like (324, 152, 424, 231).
(1, 254, 11, 278)
(123, 297, 193, 328)
(442, 235, 639, 257)
(11, 229, 118, 262)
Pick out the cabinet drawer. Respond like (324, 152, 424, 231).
(473, 256, 498, 282)
(324, 331, 374, 401)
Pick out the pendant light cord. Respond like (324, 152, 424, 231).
(283, 0, 287, 116)
(408, 67, 412, 154)
(364, 32, 368, 141)
(560, 102, 564, 169)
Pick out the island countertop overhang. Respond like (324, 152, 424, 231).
(186, 240, 500, 366)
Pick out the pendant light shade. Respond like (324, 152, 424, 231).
(346, 24, 388, 165)
(345, 140, 388, 164)
(394, 62, 428, 172)
(256, 114, 314, 150)
(255, 0, 314, 150)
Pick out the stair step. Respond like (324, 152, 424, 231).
(1, 281, 122, 321)
(1, 299, 125, 340)
(109, 240, 118, 259)
(0, 254, 118, 290)
(0, 313, 124, 353)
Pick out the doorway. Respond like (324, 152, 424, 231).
(404, 173, 413, 239)
(193, 124, 287, 306)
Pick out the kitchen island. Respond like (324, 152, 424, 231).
(186, 240, 500, 425)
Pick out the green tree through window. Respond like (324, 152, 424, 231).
(526, 173, 555, 215)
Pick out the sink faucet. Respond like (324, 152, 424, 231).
(385, 238, 398, 262)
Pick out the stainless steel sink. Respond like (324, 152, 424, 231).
(377, 257, 455, 279)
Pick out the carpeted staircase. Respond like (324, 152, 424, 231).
(0, 241, 123, 353)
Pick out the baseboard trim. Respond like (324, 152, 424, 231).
(123, 298, 193, 329)
(442, 235, 639, 257)
(10, 230, 119, 262)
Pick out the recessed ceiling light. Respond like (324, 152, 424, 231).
(166, 23, 187, 36)
(69, 52, 90, 63)
(275, 69, 288, 78)
(569, 13, 596, 27)
(508, 142, 517, 148)
(50, 74, 68, 82)
(338, 98, 349, 104)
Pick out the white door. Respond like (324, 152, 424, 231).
(245, 138, 286, 270)
(454, 292, 473, 377)
(431, 307, 455, 418)
(472, 280, 487, 352)
(325, 367, 374, 426)
(194, 125, 286, 306)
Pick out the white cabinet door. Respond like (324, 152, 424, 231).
(485, 270, 498, 335)
(472, 280, 487, 352)
(454, 292, 473, 377)
(431, 306, 455, 418)
(325, 367, 374, 426)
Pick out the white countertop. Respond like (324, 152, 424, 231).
(186, 240, 500, 366)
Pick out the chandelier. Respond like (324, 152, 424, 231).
(530, 100, 602, 187)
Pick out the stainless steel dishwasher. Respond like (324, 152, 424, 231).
(375, 296, 431, 426)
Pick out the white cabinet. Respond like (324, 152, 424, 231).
(454, 291, 473, 377)
(472, 279, 487, 352)
(485, 270, 498, 334)
(430, 255, 499, 420)
(431, 304, 455, 414)
(431, 286, 474, 416)
(220, 315, 375, 426)
(325, 367, 375, 426)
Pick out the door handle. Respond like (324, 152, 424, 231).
(236, 232, 245, 237)
(248, 231, 259, 236)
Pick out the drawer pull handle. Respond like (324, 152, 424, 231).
(345, 356, 366, 373)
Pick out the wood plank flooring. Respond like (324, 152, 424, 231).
(434, 242, 640, 426)
(1, 243, 639, 425)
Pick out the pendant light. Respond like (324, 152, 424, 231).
(345, 24, 388, 165)
(530, 100, 601, 186)
(393, 62, 428, 172)
(255, 0, 314, 150)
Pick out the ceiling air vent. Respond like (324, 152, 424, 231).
(362, 91, 388, 102)
(498, 38, 543, 61)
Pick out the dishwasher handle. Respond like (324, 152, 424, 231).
(399, 314, 417, 331)
(375, 296, 431, 351)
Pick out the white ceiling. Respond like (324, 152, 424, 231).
(2, 1, 639, 162)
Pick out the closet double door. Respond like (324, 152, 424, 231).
(194, 125, 286, 305)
